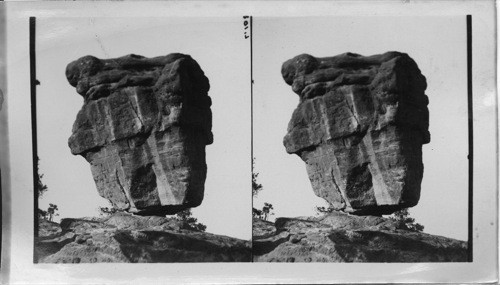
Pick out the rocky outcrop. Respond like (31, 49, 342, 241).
(253, 213, 467, 262)
(66, 54, 212, 215)
(36, 214, 251, 263)
(282, 52, 430, 215)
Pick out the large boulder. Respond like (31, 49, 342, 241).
(66, 54, 212, 216)
(253, 213, 467, 262)
(282, 52, 430, 215)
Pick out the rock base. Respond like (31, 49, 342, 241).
(36, 213, 251, 263)
(253, 212, 467, 262)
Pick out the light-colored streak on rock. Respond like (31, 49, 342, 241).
(344, 89, 361, 131)
(115, 166, 136, 212)
(328, 147, 351, 210)
(128, 92, 145, 130)
(104, 100, 116, 143)
(361, 132, 393, 205)
(146, 135, 175, 205)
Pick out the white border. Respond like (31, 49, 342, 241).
(2, 1, 497, 284)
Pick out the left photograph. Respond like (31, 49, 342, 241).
(33, 17, 252, 263)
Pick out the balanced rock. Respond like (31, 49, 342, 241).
(282, 52, 430, 215)
(67, 54, 212, 215)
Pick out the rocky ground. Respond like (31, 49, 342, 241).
(36, 213, 251, 263)
(252, 211, 467, 262)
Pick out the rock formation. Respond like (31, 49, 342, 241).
(282, 52, 430, 215)
(36, 214, 251, 263)
(66, 54, 212, 215)
(253, 214, 467, 262)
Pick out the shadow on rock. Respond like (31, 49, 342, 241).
(36, 214, 251, 263)
(252, 212, 467, 262)
(114, 230, 251, 262)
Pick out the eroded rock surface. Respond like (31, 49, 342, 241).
(36, 214, 251, 263)
(253, 213, 466, 262)
(67, 54, 212, 215)
(282, 52, 430, 215)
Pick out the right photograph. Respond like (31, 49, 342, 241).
(252, 16, 470, 262)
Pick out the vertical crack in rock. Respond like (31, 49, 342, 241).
(282, 52, 429, 215)
(115, 168, 135, 211)
(344, 94, 361, 131)
(128, 96, 145, 130)
(329, 168, 348, 211)
(67, 54, 212, 216)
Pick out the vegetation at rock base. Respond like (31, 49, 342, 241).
(252, 158, 276, 221)
(98, 204, 207, 232)
(261, 203, 274, 221)
(37, 157, 59, 221)
(315, 205, 335, 214)
(174, 209, 207, 232)
(252, 158, 263, 197)
(39, 203, 59, 221)
(253, 203, 275, 221)
(98, 206, 119, 216)
(38, 202, 60, 222)
(315, 205, 424, 232)
(389, 208, 424, 232)
(98, 200, 120, 217)
(37, 157, 48, 197)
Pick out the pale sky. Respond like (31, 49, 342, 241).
(253, 16, 469, 241)
(36, 17, 251, 240)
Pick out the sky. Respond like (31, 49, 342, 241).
(36, 17, 251, 240)
(252, 16, 469, 241)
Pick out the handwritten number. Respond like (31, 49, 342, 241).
(243, 16, 250, 39)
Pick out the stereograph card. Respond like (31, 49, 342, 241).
(0, 1, 497, 284)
